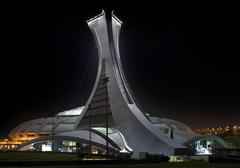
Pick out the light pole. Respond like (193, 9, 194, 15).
(106, 82, 109, 159)
(88, 104, 92, 157)
(52, 116, 54, 152)
(102, 76, 109, 159)
(52, 117, 60, 152)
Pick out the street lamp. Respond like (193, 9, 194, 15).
(52, 116, 60, 152)
(52, 116, 54, 152)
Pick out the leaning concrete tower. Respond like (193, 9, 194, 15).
(74, 10, 198, 157)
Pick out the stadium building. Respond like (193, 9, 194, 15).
(4, 10, 229, 158)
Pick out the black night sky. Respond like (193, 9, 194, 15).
(1, 1, 239, 137)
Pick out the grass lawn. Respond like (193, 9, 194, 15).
(0, 151, 78, 161)
(0, 163, 239, 168)
(0, 152, 239, 168)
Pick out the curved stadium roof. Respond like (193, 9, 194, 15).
(9, 107, 85, 140)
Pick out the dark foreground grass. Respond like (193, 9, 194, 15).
(0, 151, 78, 161)
(0, 152, 239, 168)
(0, 163, 239, 168)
